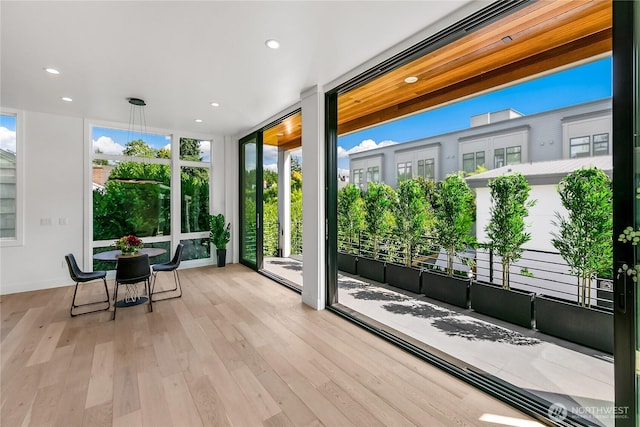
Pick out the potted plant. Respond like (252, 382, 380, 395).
(386, 179, 433, 293)
(471, 173, 536, 328)
(209, 213, 231, 267)
(114, 234, 144, 255)
(423, 173, 474, 308)
(337, 183, 365, 274)
(536, 167, 613, 352)
(359, 182, 395, 283)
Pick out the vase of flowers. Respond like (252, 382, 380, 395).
(114, 235, 144, 255)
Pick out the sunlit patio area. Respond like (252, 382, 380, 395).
(264, 256, 614, 427)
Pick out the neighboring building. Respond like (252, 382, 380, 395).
(0, 148, 16, 238)
(348, 98, 611, 189)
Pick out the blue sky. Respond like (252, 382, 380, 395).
(92, 126, 211, 162)
(0, 114, 17, 153)
(337, 57, 612, 171)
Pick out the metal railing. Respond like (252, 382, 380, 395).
(262, 220, 303, 256)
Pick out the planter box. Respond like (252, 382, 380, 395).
(535, 295, 613, 354)
(357, 257, 386, 283)
(471, 282, 534, 328)
(422, 270, 469, 308)
(337, 252, 358, 275)
(386, 263, 421, 294)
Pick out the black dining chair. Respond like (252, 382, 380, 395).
(65, 253, 110, 317)
(151, 243, 184, 302)
(113, 254, 152, 320)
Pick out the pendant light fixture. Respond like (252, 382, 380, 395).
(127, 97, 147, 144)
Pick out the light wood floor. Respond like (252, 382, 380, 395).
(1, 264, 541, 427)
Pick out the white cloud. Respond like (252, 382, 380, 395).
(93, 136, 125, 155)
(162, 143, 171, 151)
(264, 163, 278, 172)
(337, 138, 397, 158)
(199, 140, 211, 162)
(0, 126, 16, 153)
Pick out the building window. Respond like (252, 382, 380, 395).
(397, 161, 412, 183)
(366, 166, 380, 183)
(352, 168, 363, 187)
(569, 136, 591, 158)
(506, 146, 522, 165)
(476, 151, 485, 169)
(494, 148, 505, 168)
(418, 158, 435, 179)
(0, 113, 20, 244)
(593, 133, 609, 156)
(462, 153, 475, 173)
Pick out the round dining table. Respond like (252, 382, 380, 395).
(93, 247, 167, 307)
(92, 247, 167, 261)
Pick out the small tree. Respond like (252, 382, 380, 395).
(393, 179, 433, 267)
(363, 182, 395, 259)
(434, 173, 475, 275)
(486, 173, 536, 290)
(551, 167, 612, 307)
(337, 184, 365, 255)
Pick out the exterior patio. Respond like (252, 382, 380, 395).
(264, 255, 614, 427)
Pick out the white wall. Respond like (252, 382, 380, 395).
(475, 184, 564, 251)
(0, 111, 85, 294)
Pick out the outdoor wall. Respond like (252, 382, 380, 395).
(0, 111, 85, 294)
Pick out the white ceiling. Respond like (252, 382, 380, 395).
(1, 1, 475, 137)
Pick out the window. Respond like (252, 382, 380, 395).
(506, 146, 521, 165)
(417, 158, 435, 179)
(570, 136, 591, 158)
(366, 166, 379, 183)
(494, 148, 505, 168)
(593, 133, 609, 156)
(352, 168, 363, 187)
(397, 161, 412, 182)
(476, 151, 485, 169)
(463, 153, 475, 173)
(0, 113, 21, 244)
(179, 138, 211, 260)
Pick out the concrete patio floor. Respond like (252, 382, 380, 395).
(263, 256, 614, 427)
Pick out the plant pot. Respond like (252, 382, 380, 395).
(386, 263, 421, 293)
(422, 270, 469, 308)
(216, 248, 227, 267)
(535, 295, 613, 353)
(337, 252, 358, 275)
(357, 257, 385, 283)
(471, 281, 534, 328)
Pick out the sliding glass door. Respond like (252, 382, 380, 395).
(239, 132, 263, 270)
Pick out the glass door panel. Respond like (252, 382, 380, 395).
(239, 133, 263, 269)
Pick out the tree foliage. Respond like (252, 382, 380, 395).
(337, 184, 365, 255)
(363, 182, 395, 259)
(485, 173, 536, 289)
(394, 179, 433, 266)
(551, 167, 612, 306)
(434, 173, 474, 275)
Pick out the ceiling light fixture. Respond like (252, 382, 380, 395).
(404, 76, 418, 84)
(210, 102, 220, 107)
(195, 119, 203, 123)
(501, 35, 513, 43)
(61, 97, 72, 102)
(265, 39, 280, 49)
(45, 68, 60, 75)
(127, 97, 147, 143)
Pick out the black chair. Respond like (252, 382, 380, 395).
(65, 253, 110, 317)
(113, 254, 152, 320)
(151, 244, 184, 302)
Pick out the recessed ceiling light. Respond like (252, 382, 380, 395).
(502, 35, 513, 43)
(45, 68, 60, 75)
(404, 76, 418, 84)
(61, 97, 72, 102)
(265, 39, 280, 49)
(276, 132, 285, 137)
(210, 102, 220, 107)
(195, 119, 203, 123)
